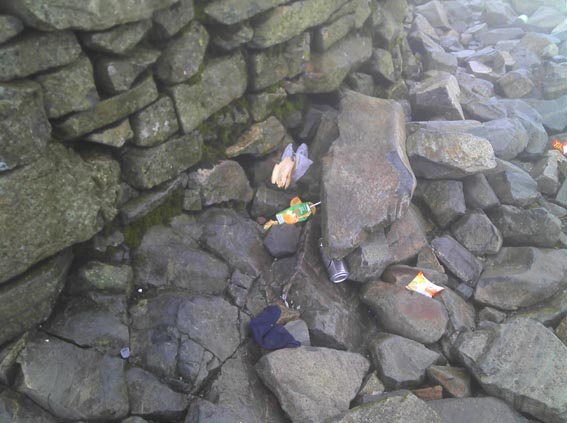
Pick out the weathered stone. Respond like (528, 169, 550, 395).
(488, 205, 562, 248)
(479, 307, 507, 323)
(313, 13, 355, 52)
(346, 72, 375, 97)
(451, 210, 502, 255)
(249, 0, 348, 48)
(415, 0, 451, 29)
(121, 132, 202, 190)
(482, 0, 516, 26)
(531, 150, 567, 194)
(346, 229, 394, 283)
(0, 30, 81, 81)
(0, 144, 119, 283)
(34, 55, 99, 119)
(248, 88, 287, 122)
(155, 21, 208, 84)
(126, 367, 189, 420)
(468, 118, 529, 160)
(478, 28, 525, 46)
(248, 33, 309, 91)
(438, 287, 476, 334)
(496, 69, 534, 98)
(524, 95, 567, 134)
(168, 52, 247, 133)
(0, 15, 23, 44)
(263, 224, 301, 258)
(93, 46, 160, 95)
(250, 184, 295, 218)
(412, 72, 464, 120)
(211, 22, 254, 51)
(199, 208, 272, 278)
(455, 318, 567, 423)
(364, 48, 396, 84)
(461, 94, 507, 122)
(475, 247, 567, 310)
(130, 96, 179, 147)
(72, 261, 133, 295)
(80, 20, 152, 54)
(370, 334, 442, 389)
(120, 176, 184, 224)
(56, 74, 158, 140)
(85, 119, 133, 148)
(407, 129, 496, 179)
(0, 250, 71, 347)
(486, 159, 540, 207)
(0, 80, 51, 171)
(511, 287, 567, 327)
(326, 390, 448, 423)
(426, 366, 472, 398)
(322, 90, 415, 258)
(0, 389, 58, 423)
(185, 398, 242, 423)
(286, 33, 372, 94)
(285, 319, 310, 346)
(428, 397, 529, 423)
(0, 0, 177, 31)
(330, 0, 372, 29)
(361, 281, 449, 344)
(529, 6, 566, 31)
(133, 225, 229, 294)
(426, 50, 458, 74)
(16, 335, 129, 420)
(414, 179, 466, 228)
(256, 346, 369, 423)
(499, 99, 549, 158)
(150, 0, 194, 40)
(188, 160, 253, 206)
(204, 0, 287, 25)
(432, 236, 483, 286)
(543, 61, 567, 100)
(371, 6, 404, 49)
(225, 117, 287, 158)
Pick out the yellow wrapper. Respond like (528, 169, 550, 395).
(405, 271, 445, 298)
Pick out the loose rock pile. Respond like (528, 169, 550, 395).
(1, 0, 567, 422)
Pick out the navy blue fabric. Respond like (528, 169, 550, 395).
(249, 305, 301, 350)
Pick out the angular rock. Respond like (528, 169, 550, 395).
(485, 159, 540, 207)
(312, 13, 355, 52)
(255, 346, 369, 423)
(286, 33, 372, 94)
(488, 205, 562, 248)
(56, 74, 158, 140)
(361, 281, 449, 344)
(167, 52, 247, 133)
(496, 69, 534, 98)
(248, 88, 287, 122)
(248, 33, 309, 91)
(370, 334, 442, 389)
(121, 132, 202, 190)
(0, 250, 71, 346)
(285, 319, 311, 346)
(211, 22, 254, 51)
(326, 390, 448, 423)
(85, 119, 133, 148)
(426, 366, 472, 398)
(1, 0, 177, 31)
(205, 0, 287, 25)
(249, 0, 348, 48)
(0, 30, 81, 81)
(428, 397, 529, 423)
(531, 150, 566, 194)
(199, 208, 272, 278)
(432, 236, 483, 286)
(499, 99, 549, 158)
(524, 95, 567, 134)
(186, 398, 242, 423)
(133, 225, 229, 294)
(150, 0, 194, 40)
(34, 55, 99, 119)
(529, 6, 565, 32)
(469, 118, 529, 160)
(482, 0, 516, 26)
(80, 20, 152, 54)
(511, 288, 567, 327)
(451, 210, 502, 255)
(479, 307, 507, 323)
(0, 15, 23, 44)
(386, 204, 429, 263)
(130, 96, 179, 147)
(16, 335, 129, 420)
(71, 261, 133, 295)
(478, 28, 525, 46)
(126, 367, 189, 420)
(0, 389, 57, 423)
(415, 0, 451, 29)
(426, 50, 458, 74)
(250, 184, 295, 218)
(414, 179, 466, 228)
(455, 318, 567, 423)
(263, 224, 301, 258)
(438, 286, 477, 334)
(0, 80, 51, 171)
(407, 129, 496, 179)
(412, 72, 465, 120)
(346, 229, 393, 283)
(365, 48, 396, 84)
(225, 117, 287, 158)
(475, 247, 567, 310)
(322, 90, 415, 258)
(0, 144, 119, 283)
(155, 21, 209, 84)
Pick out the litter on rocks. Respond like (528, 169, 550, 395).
(271, 143, 313, 189)
(249, 305, 301, 350)
(120, 347, 130, 359)
(319, 238, 350, 283)
(263, 196, 320, 230)
(553, 139, 567, 154)
(405, 271, 445, 298)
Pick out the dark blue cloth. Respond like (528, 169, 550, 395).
(249, 305, 301, 350)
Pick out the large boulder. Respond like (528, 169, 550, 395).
(361, 281, 449, 344)
(411, 72, 465, 120)
(455, 318, 567, 423)
(346, 229, 394, 283)
(16, 335, 129, 420)
(428, 397, 529, 423)
(322, 90, 415, 258)
(0, 250, 72, 347)
(0, 144, 119, 283)
(414, 179, 466, 227)
(485, 159, 540, 207)
(451, 210, 502, 256)
(255, 346, 370, 423)
(0, 0, 177, 31)
(468, 118, 529, 160)
(0, 389, 58, 423)
(524, 95, 567, 134)
(475, 247, 567, 310)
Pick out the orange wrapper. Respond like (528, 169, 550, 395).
(405, 271, 445, 298)
(553, 140, 567, 155)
